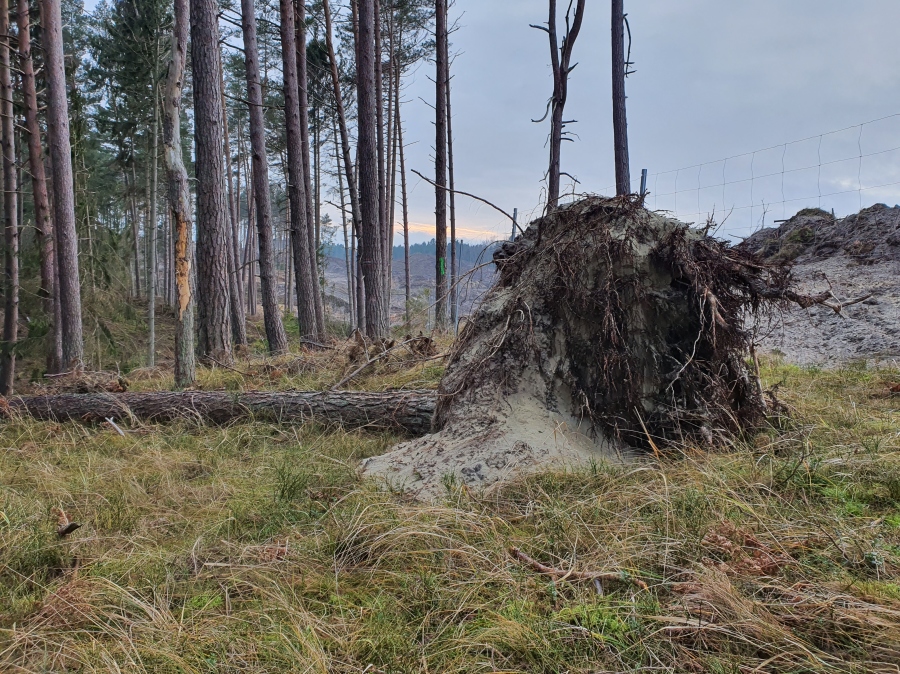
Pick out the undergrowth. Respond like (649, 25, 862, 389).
(2, 357, 900, 672)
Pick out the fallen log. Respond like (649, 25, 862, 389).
(2, 390, 437, 435)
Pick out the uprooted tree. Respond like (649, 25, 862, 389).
(363, 196, 859, 497)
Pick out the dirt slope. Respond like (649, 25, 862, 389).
(742, 205, 900, 366)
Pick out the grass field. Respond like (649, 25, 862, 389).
(2, 355, 900, 672)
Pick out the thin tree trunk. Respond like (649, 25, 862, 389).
(295, 0, 325, 333)
(374, 0, 387, 314)
(314, 115, 321, 253)
(383, 4, 394, 315)
(434, 0, 448, 328)
(0, 0, 18, 394)
(164, 0, 196, 387)
(128, 160, 141, 298)
(17, 0, 60, 373)
(446, 57, 457, 327)
(280, 0, 320, 338)
(148, 72, 160, 367)
(241, 0, 289, 353)
(284, 200, 293, 317)
(323, 0, 362, 323)
(542, 0, 585, 209)
(357, 0, 387, 337)
(191, 0, 233, 363)
(248, 217, 257, 315)
(397, 90, 410, 322)
(221, 68, 247, 346)
(334, 117, 354, 327)
(611, 0, 631, 195)
(41, 0, 84, 370)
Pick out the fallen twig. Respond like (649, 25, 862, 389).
(508, 547, 649, 591)
(331, 338, 421, 390)
(300, 339, 336, 350)
(208, 358, 252, 377)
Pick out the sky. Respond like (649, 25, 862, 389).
(83, 0, 900, 244)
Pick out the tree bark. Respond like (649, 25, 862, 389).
(164, 0, 196, 388)
(357, 0, 387, 337)
(295, 0, 326, 333)
(0, 0, 18, 395)
(191, 0, 233, 363)
(434, 0, 448, 328)
(42, 0, 84, 370)
(611, 0, 631, 195)
(7, 390, 436, 435)
(279, 0, 320, 338)
(241, 0, 289, 353)
(17, 0, 61, 373)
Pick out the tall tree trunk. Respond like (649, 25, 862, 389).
(434, 0, 448, 328)
(374, 0, 388, 314)
(164, 0, 196, 388)
(397, 91, 410, 322)
(295, 0, 325, 333)
(314, 115, 321, 253)
(385, 15, 400, 322)
(279, 0, 320, 338)
(611, 0, 631, 195)
(148, 71, 160, 367)
(0, 0, 18, 394)
(540, 0, 585, 209)
(191, 0, 233, 363)
(357, 0, 386, 337)
(383, 4, 395, 316)
(241, 0, 289, 353)
(221, 69, 248, 347)
(17, 0, 61, 373)
(334, 117, 354, 327)
(323, 0, 362, 322)
(41, 0, 84, 370)
(128, 161, 141, 298)
(446, 57, 458, 327)
(248, 216, 257, 315)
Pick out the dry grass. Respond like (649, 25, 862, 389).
(2, 356, 900, 672)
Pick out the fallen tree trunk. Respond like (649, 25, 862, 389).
(3, 390, 436, 434)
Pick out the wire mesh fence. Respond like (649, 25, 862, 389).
(594, 112, 900, 239)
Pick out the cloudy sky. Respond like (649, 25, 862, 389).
(83, 0, 900, 244)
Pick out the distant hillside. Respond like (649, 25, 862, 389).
(324, 239, 500, 267)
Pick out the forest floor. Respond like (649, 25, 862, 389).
(3, 343, 900, 672)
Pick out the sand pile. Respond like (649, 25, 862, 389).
(742, 205, 900, 366)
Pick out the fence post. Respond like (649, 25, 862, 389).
(511, 207, 518, 242)
(640, 168, 648, 196)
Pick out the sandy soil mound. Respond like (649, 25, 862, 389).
(364, 197, 797, 499)
(742, 205, 900, 366)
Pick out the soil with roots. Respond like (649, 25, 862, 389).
(363, 197, 806, 498)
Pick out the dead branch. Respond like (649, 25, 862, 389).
(411, 169, 524, 234)
(509, 547, 649, 591)
(331, 338, 423, 390)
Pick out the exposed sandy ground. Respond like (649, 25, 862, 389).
(743, 205, 900, 366)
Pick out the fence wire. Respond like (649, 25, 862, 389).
(592, 112, 900, 238)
